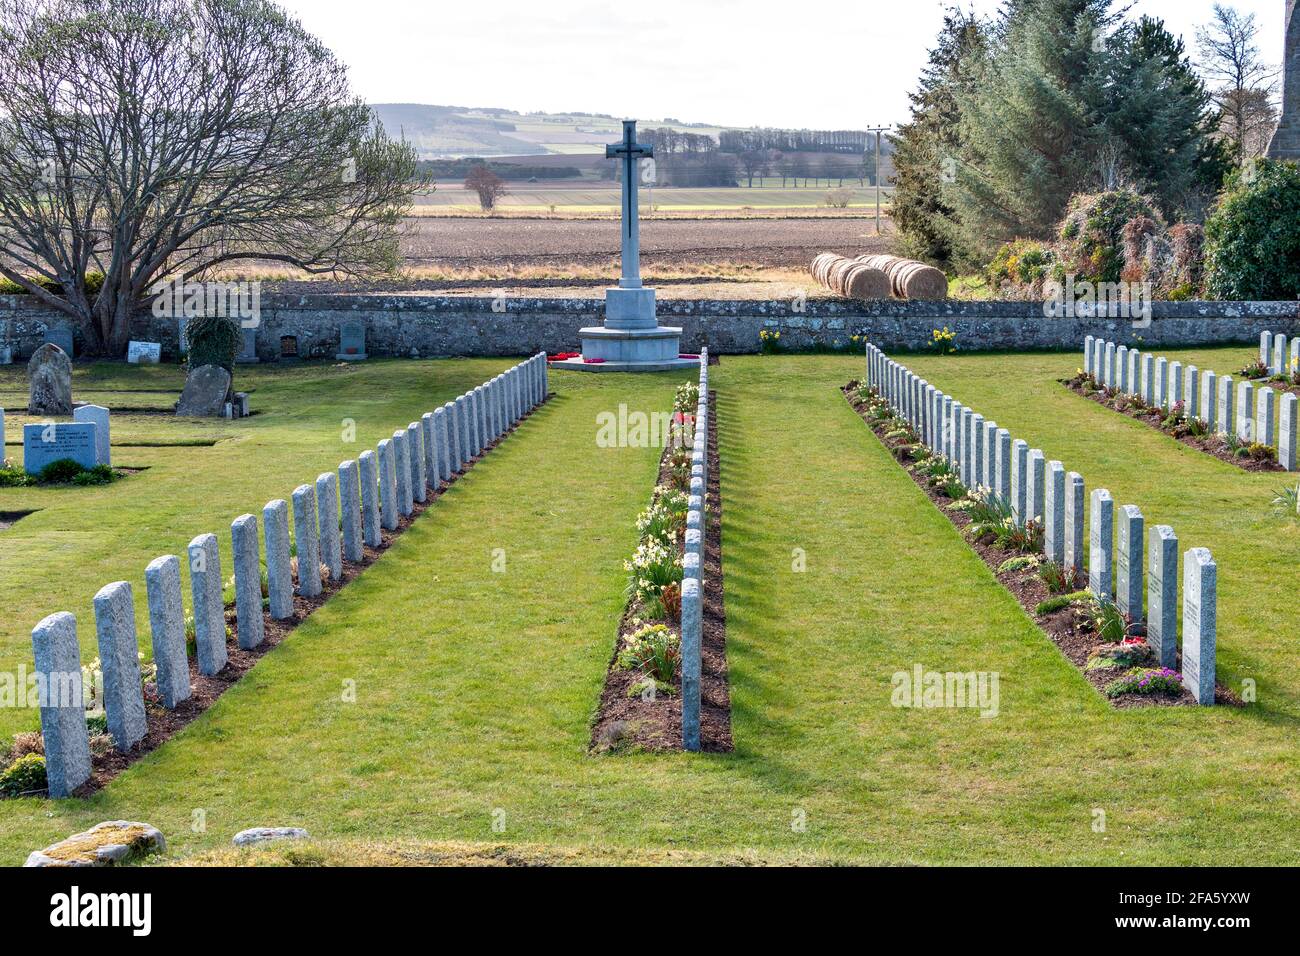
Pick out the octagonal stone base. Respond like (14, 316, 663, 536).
(562, 325, 697, 373)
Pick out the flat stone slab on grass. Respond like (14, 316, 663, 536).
(25, 821, 165, 867)
(232, 827, 310, 847)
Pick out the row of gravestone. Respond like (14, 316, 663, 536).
(866, 344, 1218, 706)
(1084, 335, 1299, 471)
(29, 354, 551, 797)
(680, 350, 710, 753)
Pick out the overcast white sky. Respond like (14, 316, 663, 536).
(277, 0, 1284, 129)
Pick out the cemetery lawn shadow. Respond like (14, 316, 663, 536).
(0, 352, 1297, 865)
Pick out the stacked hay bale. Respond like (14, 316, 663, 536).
(855, 254, 949, 300)
(810, 253, 891, 300)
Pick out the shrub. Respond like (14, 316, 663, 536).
(1036, 595, 1073, 616)
(1204, 160, 1300, 301)
(998, 555, 1039, 575)
(1087, 638, 1155, 670)
(0, 753, 48, 797)
(71, 465, 115, 486)
(1248, 442, 1277, 462)
(38, 458, 87, 484)
(1056, 190, 1162, 285)
(186, 314, 241, 373)
(0, 467, 34, 488)
(616, 623, 680, 683)
(1105, 667, 1183, 698)
(987, 238, 1056, 295)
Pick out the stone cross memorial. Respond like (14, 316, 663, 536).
(559, 120, 695, 373)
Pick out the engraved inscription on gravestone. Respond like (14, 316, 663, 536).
(22, 423, 98, 475)
(127, 341, 162, 365)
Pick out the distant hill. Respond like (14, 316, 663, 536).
(368, 105, 729, 159)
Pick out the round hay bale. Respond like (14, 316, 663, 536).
(854, 254, 948, 299)
(810, 253, 841, 291)
(828, 257, 859, 295)
(893, 261, 949, 300)
(840, 263, 891, 300)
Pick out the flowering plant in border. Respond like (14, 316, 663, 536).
(1105, 667, 1183, 698)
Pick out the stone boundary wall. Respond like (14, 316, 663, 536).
(3, 294, 1298, 361)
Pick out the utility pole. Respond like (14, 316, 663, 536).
(865, 125, 890, 236)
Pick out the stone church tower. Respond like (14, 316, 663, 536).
(1267, 0, 1299, 159)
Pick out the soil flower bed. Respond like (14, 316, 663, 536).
(844, 380, 1242, 710)
(1063, 371, 1282, 473)
(590, 386, 732, 754)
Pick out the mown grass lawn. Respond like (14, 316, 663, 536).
(0, 352, 1296, 866)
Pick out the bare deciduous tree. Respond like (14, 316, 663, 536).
(0, 0, 422, 356)
(464, 165, 506, 211)
(1196, 2, 1280, 162)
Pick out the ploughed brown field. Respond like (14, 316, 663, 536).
(254, 215, 894, 299)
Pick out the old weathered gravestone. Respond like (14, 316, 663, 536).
(27, 343, 72, 415)
(292, 484, 322, 598)
(1044, 461, 1066, 565)
(1267, 0, 1299, 160)
(263, 499, 295, 620)
(232, 514, 265, 650)
(315, 472, 342, 582)
(377, 439, 399, 532)
(188, 533, 227, 676)
(31, 612, 92, 798)
(336, 320, 367, 361)
(175, 364, 231, 417)
(92, 581, 147, 752)
(144, 555, 190, 709)
(358, 451, 382, 548)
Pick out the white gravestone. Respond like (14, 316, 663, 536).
(73, 404, 111, 467)
(127, 341, 162, 364)
(1116, 505, 1144, 623)
(1182, 548, 1217, 706)
(1064, 472, 1085, 577)
(1089, 489, 1113, 600)
(1147, 526, 1178, 668)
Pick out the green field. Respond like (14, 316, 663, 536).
(1, 349, 1296, 866)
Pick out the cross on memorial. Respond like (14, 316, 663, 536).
(607, 120, 654, 290)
